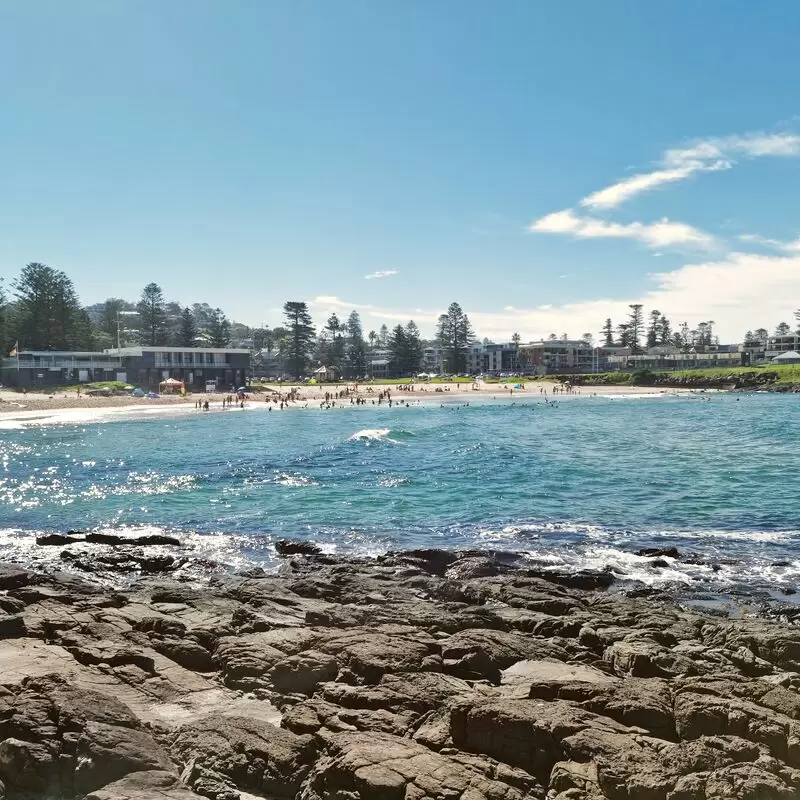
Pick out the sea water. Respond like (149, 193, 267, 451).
(0, 391, 798, 594)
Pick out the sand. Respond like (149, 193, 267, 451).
(0, 380, 678, 418)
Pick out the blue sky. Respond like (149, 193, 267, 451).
(2, 0, 800, 341)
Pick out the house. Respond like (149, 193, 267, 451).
(772, 350, 800, 365)
(1, 346, 251, 391)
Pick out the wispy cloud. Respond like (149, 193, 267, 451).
(530, 209, 715, 250)
(364, 269, 398, 280)
(581, 131, 800, 210)
(738, 233, 800, 253)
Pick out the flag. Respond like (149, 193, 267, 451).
(8, 342, 17, 357)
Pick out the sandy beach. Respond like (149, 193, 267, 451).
(0, 380, 675, 417)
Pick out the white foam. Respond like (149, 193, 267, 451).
(348, 428, 403, 444)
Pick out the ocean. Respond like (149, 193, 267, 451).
(1, 390, 798, 595)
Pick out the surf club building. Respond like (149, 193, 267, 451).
(1, 346, 250, 391)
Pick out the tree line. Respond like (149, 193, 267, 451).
(599, 304, 800, 354)
(0, 262, 481, 380)
(0, 263, 237, 353)
(279, 300, 477, 379)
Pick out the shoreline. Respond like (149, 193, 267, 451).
(1, 546, 799, 799)
(0, 381, 709, 424)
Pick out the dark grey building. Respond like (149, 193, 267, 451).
(1, 347, 251, 391)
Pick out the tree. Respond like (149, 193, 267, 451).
(628, 304, 644, 353)
(795, 308, 800, 334)
(511, 332, 521, 369)
(646, 309, 661, 349)
(658, 315, 671, 346)
(404, 320, 424, 375)
(11, 262, 87, 350)
(754, 328, 769, 345)
(206, 308, 231, 348)
(0, 279, 7, 353)
(601, 318, 614, 347)
(743, 330, 756, 346)
(581, 332, 593, 345)
(436, 302, 474, 374)
(179, 307, 198, 347)
(99, 298, 127, 340)
(775, 321, 792, 336)
(324, 313, 346, 368)
(387, 325, 408, 377)
(283, 301, 315, 379)
(344, 311, 366, 378)
(616, 322, 631, 348)
(137, 283, 167, 346)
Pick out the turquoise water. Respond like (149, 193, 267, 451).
(1, 391, 799, 592)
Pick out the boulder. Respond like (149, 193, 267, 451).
(172, 715, 314, 799)
(274, 539, 322, 556)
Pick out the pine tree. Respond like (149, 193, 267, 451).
(775, 321, 791, 336)
(646, 309, 661, 349)
(206, 308, 231, 347)
(137, 283, 167, 346)
(324, 313, 346, 369)
(404, 320, 424, 375)
(628, 304, 644, 353)
(388, 325, 407, 377)
(616, 322, 631, 348)
(601, 318, 614, 346)
(0, 280, 6, 353)
(658, 315, 671, 346)
(436, 302, 475, 373)
(346, 311, 366, 378)
(179, 307, 198, 347)
(12, 262, 85, 350)
(283, 301, 315, 379)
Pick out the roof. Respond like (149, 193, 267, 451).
(104, 346, 250, 356)
(772, 350, 800, 362)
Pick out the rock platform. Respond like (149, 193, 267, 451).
(1, 547, 800, 799)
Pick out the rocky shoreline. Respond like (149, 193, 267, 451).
(2, 545, 800, 799)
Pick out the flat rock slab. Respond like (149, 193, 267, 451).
(2, 552, 800, 800)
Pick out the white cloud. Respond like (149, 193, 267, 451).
(306, 251, 800, 344)
(364, 269, 398, 280)
(530, 209, 714, 250)
(581, 131, 800, 210)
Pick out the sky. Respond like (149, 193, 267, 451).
(2, 0, 800, 342)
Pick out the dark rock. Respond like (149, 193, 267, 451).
(377, 547, 459, 575)
(525, 568, 614, 590)
(0, 563, 32, 589)
(132, 534, 181, 546)
(4, 551, 800, 799)
(0, 613, 26, 638)
(635, 547, 680, 558)
(84, 532, 181, 547)
(36, 533, 83, 546)
(274, 539, 322, 556)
